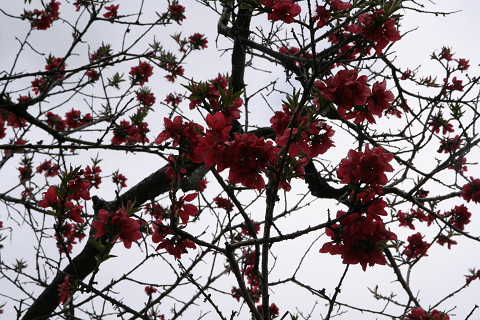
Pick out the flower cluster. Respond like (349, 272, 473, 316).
(346, 10, 401, 56)
(336, 144, 394, 192)
(321, 145, 397, 270)
(232, 250, 261, 303)
(39, 181, 90, 224)
(103, 4, 119, 23)
(403, 307, 450, 320)
(187, 75, 242, 123)
(397, 208, 431, 230)
(112, 173, 127, 188)
(316, 70, 395, 123)
(58, 275, 72, 304)
(84, 165, 102, 189)
(55, 222, 86, 254)
(168, 3, 186, 25)
(261, 0, 301, 24)
(151, 218, 196, 259)
(111, 120, 150, 145)
(188, 33, 208, 50)
(65, 109, 92, 129)
(23, 0, 60, 30)
(444, 204, 471, 230)
(129, 61, 154, 86)
(92, 208, 142, 249)
(402, 232, 429, 261)
(36, 160, 60, 177)
(213, 196, 234, 212)
(461, 177, 480, 203)
(136, 87, 156, 107)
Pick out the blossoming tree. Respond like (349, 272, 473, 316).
(0, 0, 479, 319)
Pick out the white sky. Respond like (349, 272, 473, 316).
(1, 1, 480, 319)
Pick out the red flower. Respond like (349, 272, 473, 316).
(58, 275, 71, 304)
(436, 234, 457, 249)
(262, 0, 301, 24)
(129, 61, 154, 86)
(145, 285, 157, 296)
(360, 81, 394, 124)
(224, 134, 280, 191)
(428, 112, 454, 135)
(402, 232, 429, 261)
(55, 222, 86, 253)
(136, 89, 156, 107)
(437, 135, 462, 153)
(36, 160, 60, 177)
(316, 70, 371, 120)
(313, 6, 331, 28)
(176, 193, 198, 224)
(92, 208, 142, 249)
(403, 307, 450, 320)
(112, 173, 127, 188)
(439, 47, 453, 61)
(337, 144, 394, 188)
(456, 58, 470, 71)
(39, 185, 58, 208)
(320, 210, 397, 271)
(347, 10, 401, 55)
(24, 0, 61, 30)
(65, 109, 92, 129)
(256, 303, 280, 318)
(445, 204, 471, 230)
(85, 69, 99, 81)
(188, 33, 208, 50)
(461, 177, 480, 203)
(67, 205, 85, 224)
(165, 93, 182, 107)
(68, 178, 91, 201)
(330, 0, 352, 11)
(213, 196, 234, 212)
(168, 4, 186, 25)
(45, 57, 66, 80)
(45, 112, 66, 131)
(103, 4, 119, 23)
(241, 220, 260, 237)
(111, 120, 150, 145)
(84, 165, 102, 189)
(449, 156, 468, 174)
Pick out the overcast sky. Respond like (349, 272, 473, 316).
(1, 1, 480, 319)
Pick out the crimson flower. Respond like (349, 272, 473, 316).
(330, 0, 352, 11)
(337, 144, 394, 189)
(313, 6, 331, 28)
(262, 0, 301, 24)
(38, 185, 58, 208)
(213, 196, 234, 212)
(45, 112, 66, 131)
(92, 208, 142, 249)
(168, 4, 186, 25)
(188, 33, 208, 49)
(176, 193, 198, 224)
(445, 204, 471, 230)
(145, 285, 157, 296)
(68, 177, 91, 201)
(65, 109, 92, 129)
(58, 275, 71, 305)
(112, 173, 127, 188)
(36, 160, 60, 177)
(103, 4, 119, 23)
(461, 177, 480, 203)
(316, 69, 371, 120)
(403, 232, 429, 261)
(129, 61, 154, 86)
